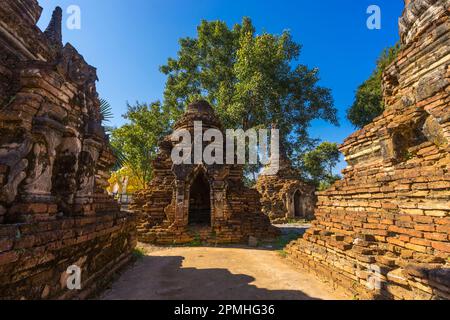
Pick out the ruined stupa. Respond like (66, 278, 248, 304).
(0, 1, 135, 299)
(255, 144, 316, 223)
(287, 0, 450, 300)
(132, 101, 280, 244)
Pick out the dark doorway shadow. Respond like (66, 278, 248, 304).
(294, 190, 303, 217)
(102, 256, 321, 300)
(188, 170, 211, 226)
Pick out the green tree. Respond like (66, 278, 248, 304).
(347, 44, 400, 128)
(160, 17, 338, 157)
(110, 102, 171, 187)
(302, 142, 341, 190)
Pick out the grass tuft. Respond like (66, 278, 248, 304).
(277, 250, 288, 258)
(132, 248, 146, 259)
(273, 232, 300, 250)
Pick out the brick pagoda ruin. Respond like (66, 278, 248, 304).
(256, 147, 315, 223)
(132, 100, 279, 244)
(0, 1, 136, 299)
(287, 0, 450, 299)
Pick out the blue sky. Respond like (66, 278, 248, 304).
(37, 0, 404, 172)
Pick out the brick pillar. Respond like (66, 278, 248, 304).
(175, 180, 188, 226)
(73, 138, 102, 216)
(211, 180, 227, 226)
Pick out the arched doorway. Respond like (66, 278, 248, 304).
(293, 190, 303, 217)
(188, 171, 211, 226)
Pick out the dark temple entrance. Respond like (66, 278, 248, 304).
(294, 190, 303, 217)
(188, 171, 211, 225)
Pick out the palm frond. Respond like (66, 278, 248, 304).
(110, 144, 128, 172)
(99, 98, 114, 124)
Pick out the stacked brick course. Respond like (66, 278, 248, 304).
(286, 0, 450, 300)
(132, 101, 279, 245)
(0, 0, 136, 299)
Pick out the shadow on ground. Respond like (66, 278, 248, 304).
(102, 256, 319, 300)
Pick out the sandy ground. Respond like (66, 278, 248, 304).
(100, 242, 349, 300)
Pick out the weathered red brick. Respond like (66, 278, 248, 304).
(432, 242, 450, 253)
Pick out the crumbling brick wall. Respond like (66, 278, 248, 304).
(0, 0, 136, 299)
(286, 0, 450, 300)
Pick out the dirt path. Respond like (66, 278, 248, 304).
(101, 244, 349, 300)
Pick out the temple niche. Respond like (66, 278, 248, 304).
(131, 100, 280, 245)
(255, 148, 316, 223)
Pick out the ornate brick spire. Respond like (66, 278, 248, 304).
(44, 6, 63, 48)
(399, 0, 440, 45)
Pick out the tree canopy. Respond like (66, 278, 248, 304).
(109, 102, 171, 187)
(301, 142, 341, 190)
(109, 18, 341, 191)
(160, 17, 338, 155)
(347, 44, 400, 129)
